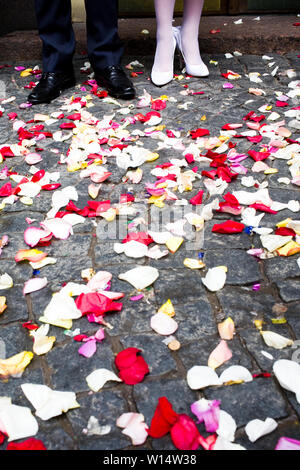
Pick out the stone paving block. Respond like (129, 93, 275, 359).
(263, 256, 300, 281)
(174, 298, 217, 343)
(204, 377, 289, 428)
(0, 367, 45, 406)
(120, 333, 177, 377)
(133, 378, 197, 429)
(153, 268, 207, 305)
(216, 286, 278, 330)
(203, 219, 253, 250)
(107, 296, 156, 337)
(238, 327, 295, 372)
(276, 279, 300, 303)
(67, 390, 129, 450)
(203, 249, 262, 286)
(33, 421, 76, 450)
(177, 334, 253, 374)
(47, 234, 92, 259)
(0, 286, 29, 325)
(46, 339, 116, 392)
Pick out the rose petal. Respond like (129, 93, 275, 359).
(187, 365, 221, 390)
(170, 414, 200, 450)
(23, 277, 48, 295)
(208, 340, 233, 369)
(219, 365, 253, 385)
(117, 412, 149, 446)
(118, 266, 159, 290)
(150, 312, 178, 336)
(86, 368, 122, 392)
(245, 417, 278, 443)
(21, 383, 80, 420)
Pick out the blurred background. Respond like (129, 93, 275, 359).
(0, 0, 298, 36)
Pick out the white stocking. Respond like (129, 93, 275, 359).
(181, 0, 205, 65)
(152, 0, 176, 73)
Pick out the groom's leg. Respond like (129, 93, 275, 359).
(34, 0, 75, 72)
(84, 0, 124, 69)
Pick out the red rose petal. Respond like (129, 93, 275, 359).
(275, 227, 296, 237)
(170, 414, 200, 450)
(148, 397, 179, 438)
(118, 355, 149, 385)
(212, 220, 245, 234)
(115, 347, 142, 370)
(190, 128, 210, 139)
(249, 203, 277, 214)
(6, 437, 46, 450)
(75, 292, 122, 317)
(115, 348, 149, 385)
(189, 190, 204, 205)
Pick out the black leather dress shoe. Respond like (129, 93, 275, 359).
(94, 65, 135, 100)
(27, 71, 76, 105)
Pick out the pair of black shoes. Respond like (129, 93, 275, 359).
(28, 65, 135, 105)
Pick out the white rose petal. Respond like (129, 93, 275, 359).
(187, 365, 221, 390)
(118, 266, 159, 290)
(21, 383, 80, 420)
(86, 369, 122, 392)
(245, 417, 278, 442)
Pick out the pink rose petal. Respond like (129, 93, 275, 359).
(208, 340, 233, 369)
(24, 226, 51, 247)
(23, 277, 48, 295)
(25, 153, 43, 165)
(78, 339, 97, 358)
(275, 437, 300, 450)
(191, 399, 221, 432)
(117, 413, 149, 446)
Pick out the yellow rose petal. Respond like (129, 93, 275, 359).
(33, 335, 56, 356)
(20, 68, 33, 77)
(183, 258, 206, 270)
(276, 241, 300, 257)
(0, 351, 33, 378)
(276, 218, 291, 228)
(218, 317, 235, 340)
(158, 299, 175, 317)
(264, 168, 278, 175)
(39, 316, 73, 329)
(20, 196, 33, 205)
(146, 152, 160, 162)
(0, 296, 7, 314)
(165, 236, 184, 254)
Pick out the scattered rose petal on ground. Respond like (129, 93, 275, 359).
(21, 383, 80, 420)
(86, 368, 122, 392)
(208, 340, 233, 369)
(245, 417, 278, 443)
(116, 413, 149, 446)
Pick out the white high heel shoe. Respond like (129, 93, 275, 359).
(151, 36, 177, 87)
(172, 26, 209, 77)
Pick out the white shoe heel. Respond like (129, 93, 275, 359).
(173, 26, 209, 78)
(151, 37, 177, 87)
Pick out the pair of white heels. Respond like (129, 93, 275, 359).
(151, 26, 209, 87)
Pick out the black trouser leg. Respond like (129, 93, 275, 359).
(84, 0, 124, 70)
(34, 0, 75, 73)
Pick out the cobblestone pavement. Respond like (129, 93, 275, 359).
(0, 49, 299, 451)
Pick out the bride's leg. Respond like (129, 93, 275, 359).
(152, 0, 176, 74)
(181, 0, 205, 66)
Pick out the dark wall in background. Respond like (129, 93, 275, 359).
(1, 0, 37, 36)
